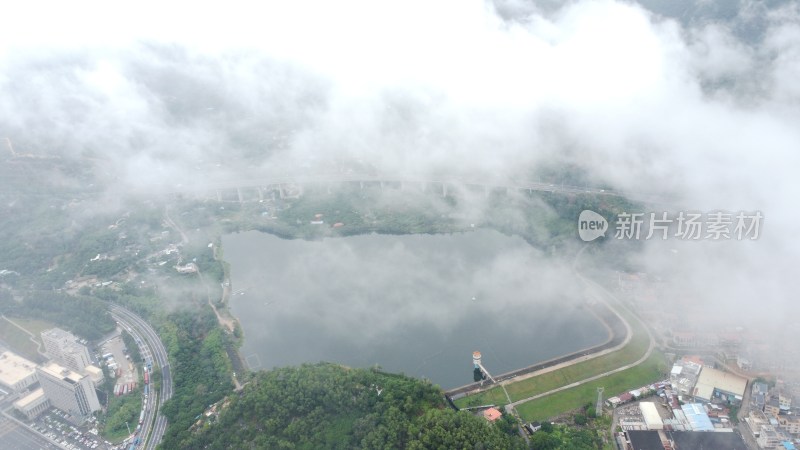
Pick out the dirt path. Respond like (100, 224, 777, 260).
(196, 269, 237, 333)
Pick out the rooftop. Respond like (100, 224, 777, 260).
(675, 358, 703, 375)
(682, 355, 705, 367)
(39, 362, 85, 384)
(0, 351, 38, 387)
(41, 327, 79, 342)
(483, 408, 502, 422)
(13, 388, 45, 408)
(671, 431, 749, 449)
(682, 403, 714, 431)
(753, 382, 769, 395)
(627, 430, 749, 450)
(694, 367, 747, 401)
(626, 430, 666, 450)
(84, 365, 102, 375)
(42, 328, 87, 353)
(639, 402, 663, 428)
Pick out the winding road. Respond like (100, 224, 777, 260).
(109, 305, 172, 450)
(507, 247, 655, 410)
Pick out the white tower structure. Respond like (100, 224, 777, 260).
(472, 351, 482, 369)
(472, 351, 497, 384)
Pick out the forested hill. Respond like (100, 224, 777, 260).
(179, 363, 526, 449)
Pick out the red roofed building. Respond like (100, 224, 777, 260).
(483, 408, 502, 422)
(682, 355, 705, 366)
(618, 392, 634, 403)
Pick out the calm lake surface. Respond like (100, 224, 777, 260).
(224, 229, 608, 389)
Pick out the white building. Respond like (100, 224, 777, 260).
(0, 351, 39, 393)
(37, 362, 100, 419)
(693, 367, 747, 405)
(83, 365, 104, 387)
(639, 402, 664, 430)
(13, 388, 51, 420)
(670, 359, 702, 397)
(757, 425, 788, 449)
(41, 328, 92, 373)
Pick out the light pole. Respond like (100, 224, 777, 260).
(125, 421, 131, 435)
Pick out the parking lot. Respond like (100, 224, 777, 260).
(0, 414, 59, 450)
(616, 403, 646, 429)
(99, 332, 137, 395)
(31, 409, 106, 449)
(0, 391, 142, 450)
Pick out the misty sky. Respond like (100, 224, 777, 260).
(2, 2, 799, 329)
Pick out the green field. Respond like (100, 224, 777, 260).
(0, 317, 45, 362)
(11, 317, 59, 337)
(10, 317, 60, 349)
(455, 304, 651, 409)
(515, 350, 666, 422)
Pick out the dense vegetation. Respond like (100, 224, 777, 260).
(528, 421, 602, 450)
(121, 329, 142, 363)
(101, 386, 142, 441)
(158, 306, 234, 449)
(179, 363, 526, 450)
(0, 290, 114, 340)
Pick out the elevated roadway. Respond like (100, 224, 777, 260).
(163, 173, 669, 205)
(109, 305, 172, 450)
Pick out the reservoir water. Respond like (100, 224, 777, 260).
(224, 229, 608, 389)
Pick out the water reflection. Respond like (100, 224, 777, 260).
(224, 229, 607, 388)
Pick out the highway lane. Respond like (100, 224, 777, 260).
(109, 306, 171, 450)
(109, 311, 156, 449)
(109, 305, 172, 450)
(109, 307, 168, 450)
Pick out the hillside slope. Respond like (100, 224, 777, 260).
(179, 363, 525, 449)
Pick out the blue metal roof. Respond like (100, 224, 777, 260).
(681, 403, 714, 431)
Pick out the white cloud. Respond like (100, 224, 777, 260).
(3, 0, 800, 344)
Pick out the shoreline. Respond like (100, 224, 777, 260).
(445, 297, 628, 398)
(217, 230, 626, 390)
